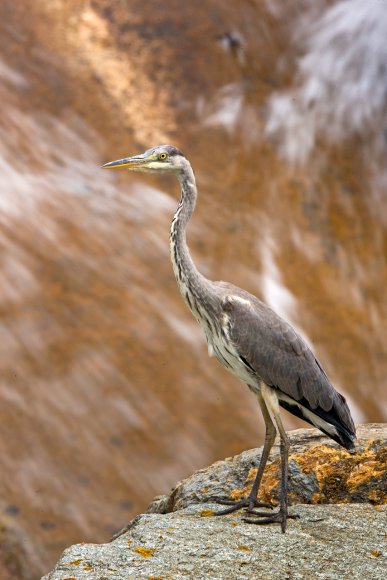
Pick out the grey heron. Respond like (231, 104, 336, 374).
(102, 145, 356, 532)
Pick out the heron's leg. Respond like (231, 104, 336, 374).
(211, 392, 275, 515)
(243, 384, 298, 532)
(246, 392, 277, 509)
(273, 407, 290, 532)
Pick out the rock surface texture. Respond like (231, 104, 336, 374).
(44, 424, 386, 579)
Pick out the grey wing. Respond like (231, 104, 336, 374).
(222, 293, 356, 447)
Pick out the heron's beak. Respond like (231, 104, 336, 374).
(101, 152, 154, 171)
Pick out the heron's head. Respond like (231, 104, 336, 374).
(101, 145, 187, 175)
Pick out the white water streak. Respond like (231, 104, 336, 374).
(266, 0, 387, 163)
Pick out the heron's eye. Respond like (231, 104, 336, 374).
(159, 153, 167, 161)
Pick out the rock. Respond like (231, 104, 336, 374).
(148, 423, 386, 513)
(43, 424, 386, 579)
(43, 504, 386, 580)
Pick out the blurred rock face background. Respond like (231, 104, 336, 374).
(0, 0, 385, 576)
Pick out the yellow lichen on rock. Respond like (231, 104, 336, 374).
(134, 547, 156, 558)
(228, 441, 386, 506)
(199, 509, 215, 517)
(68, 559, 83, 565)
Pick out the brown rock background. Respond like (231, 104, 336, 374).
(0, 1, 386, 577)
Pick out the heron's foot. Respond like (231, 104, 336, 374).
(243, 509, 299, 533)
(210, 496, 273, 516)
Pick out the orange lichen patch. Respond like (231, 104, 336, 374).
(238, 545, 251, 551)
(292, 445, 350, 471)
(200, 509, 215, 517)
(347, 461, 385, 490)
(229, 443, 387, 505)
(229, 468, 257, 501)
(83, 565, 93, 571)
(63, 578, 77, 580)
(246, 467, 258, 481)
(230, 461, 280, 504)
(134, 547, 156, 558)
(148, 577, 164, 580)
(370, 551, 383, 557)
(307, 444, 386, 503)
(229, 488, 248, 502)
(127, 539, 132, 545)
(69, 559, 83, 565)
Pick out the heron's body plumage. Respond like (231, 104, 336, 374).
(103, 144, 356, 531)
(168, 153, 355, 452)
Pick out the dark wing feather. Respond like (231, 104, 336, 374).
(221, 289, 356, 448)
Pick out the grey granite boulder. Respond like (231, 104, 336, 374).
(43, 424, 386, 579)
(147, 423, 386, 514)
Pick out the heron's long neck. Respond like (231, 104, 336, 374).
(170, 165, 214, 311)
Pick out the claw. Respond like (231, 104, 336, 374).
(209, 496, 273, 516)
(243, 509, 299, 532)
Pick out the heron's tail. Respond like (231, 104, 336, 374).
(279, 391, 356, 450)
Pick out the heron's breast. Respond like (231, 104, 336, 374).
(205, 325, 257, 388)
